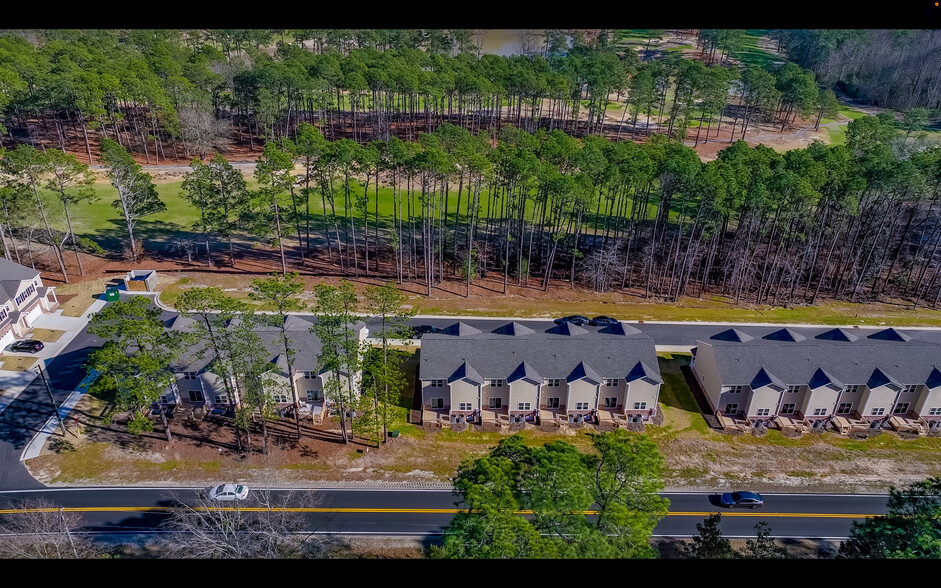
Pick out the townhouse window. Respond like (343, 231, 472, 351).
(575, 402, 590, 410)
(14, 284, 36, 306)
(546, 379, 562, 387)
(837, 403, 853, 415)
(431, 398, 444, 409)
(928, 408, 941, 416)
(302, 371, 316, 379)
(813, 408, 827, 416)
(490, 379, 504, 388)
(306, 390, 321, 401)
(160, 395, 173, 404)
(724, 403, 739, 414)
(893, 403, 910, 415)
(489, 398, 502, 409)
(187, 390, 204, 402)
(274, 393, 289, 403)
(781, 403, 795, 415)
(214, 395, 228, 404)
(726, 386, 743, 394)
(182, 372, 197, 380)
(786, 385, 801, 395)
(901, 385, 919, 395)
(870, 407, 886, 416)
(458, 402, 473, 411)
(430, 380, 444, 388)
(546, 397, 560, 409)
(517, 402, 531, 411)
(604, 379, 618, 387)
(845, 385, 860, 394)
(0, 307, 7, 322)
(633, 402, 647, 410)
(755, 408, 770, 416)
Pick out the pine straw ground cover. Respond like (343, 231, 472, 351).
(25, 354, 941, 493)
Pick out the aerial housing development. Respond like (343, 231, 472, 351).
(692, 327, 941, 435)
(419, 320, 662, 427)
(1, 25, 941, 560)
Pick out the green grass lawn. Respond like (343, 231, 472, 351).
(40, 175, 685, 255)
(731, 30, 783, 71)
(824, 125, 847, 146)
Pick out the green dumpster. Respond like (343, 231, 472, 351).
(105, 288, 120, 302)
(389, 430, 400, 438)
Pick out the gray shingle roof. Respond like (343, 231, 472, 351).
(440, 322, 482, 336)
(626, 360, 663, 385)
(169, 315, 363, 375)
(492, 322, 535, 336)
(508, 361, 541, 384)
(762, 328, 806, 342)
(599, 322, 643, 336)
(711, 328, 753, 342)
(449, 361, 483, 385)
(751, 367, 786, 390)
(0, 257, 40, 283)
(701, 328, 941, 388)
(420, 326, 659, 383)
(547, 322, 589, 336)
(568, 361, 602, 384)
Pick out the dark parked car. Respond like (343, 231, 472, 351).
(411, 325, 441, 338)
(10, 339, 44, 353)
(719, 491, 764, 509)
(554, 315, 590, 326)
(589, 315, 619, 327)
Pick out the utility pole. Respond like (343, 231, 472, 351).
(37, 364, 68, 438)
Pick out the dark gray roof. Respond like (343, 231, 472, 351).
(0, 257, 40, 284)
(762, 328, 806, 343)
(701, 328, 941, 388)
(547, 322, 589, 336)
(711, 328, 753, 342)
(599, 322, 643, 336)
(508, 361, 541, 384)
(440, 322, 482, 336)
(492, 322, 535, 336)
(751, 367, 786, 390)
(626, 361, 663, 385)
(449, 361, 483, 385)
(867, 328, 911, 342)
(420, 326, 659, 383)
(568, 361, 602, 384)
(170, 316, 363, 375)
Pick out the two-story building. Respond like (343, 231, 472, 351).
(691, 327, 941, 433)
(163, 314, 367, 420)
(418, 320, 662, 427)
(0, 257, 59, 352)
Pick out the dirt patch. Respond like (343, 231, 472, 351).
(0, 356, 38, 371)
(26, 328, 65, 343)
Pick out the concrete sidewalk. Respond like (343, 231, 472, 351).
(0, 294, 107, 417)
(21, 369, 98, 461)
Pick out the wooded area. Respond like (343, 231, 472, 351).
(1, 29, 940, 308)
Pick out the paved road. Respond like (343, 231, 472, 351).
(0, 488, 885, 538)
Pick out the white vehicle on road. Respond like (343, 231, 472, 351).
(208, 484, 249, 501)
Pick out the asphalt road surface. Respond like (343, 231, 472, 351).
(0, 488, 887, 539)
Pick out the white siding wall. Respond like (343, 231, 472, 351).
(860, 385, 898, 417)
(450, 380, 479, 411)
(482, 381, 509, 409)
(421, 381, 448, 409)
(914, 386, 941, 417)
(567, 379, 598, 410)
(745, 385, 782, 417)
(625, 380, 659, 410)
(599, 379, 626, 409)
(690, 343, 722, 411)
(508, 380, 539, 412)
(803, 385, 841, 417)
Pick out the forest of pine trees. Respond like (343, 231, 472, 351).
(1, 29, 941, 308)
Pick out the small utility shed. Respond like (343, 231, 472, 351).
(124, 270, 158, 292)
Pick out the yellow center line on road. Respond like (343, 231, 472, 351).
(0, 506, 879, 518)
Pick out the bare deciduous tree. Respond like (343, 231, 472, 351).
(0, 499, 100, 559)
(581, 239, 625, 293)
(157, 488, 337, 559)
(179, 105, 230, 160)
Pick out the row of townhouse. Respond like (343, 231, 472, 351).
(0, 258, 59, 352)
(691, 327, 941, 434)
(418, 321, 663, 426)
(158, 314, 368, 420)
